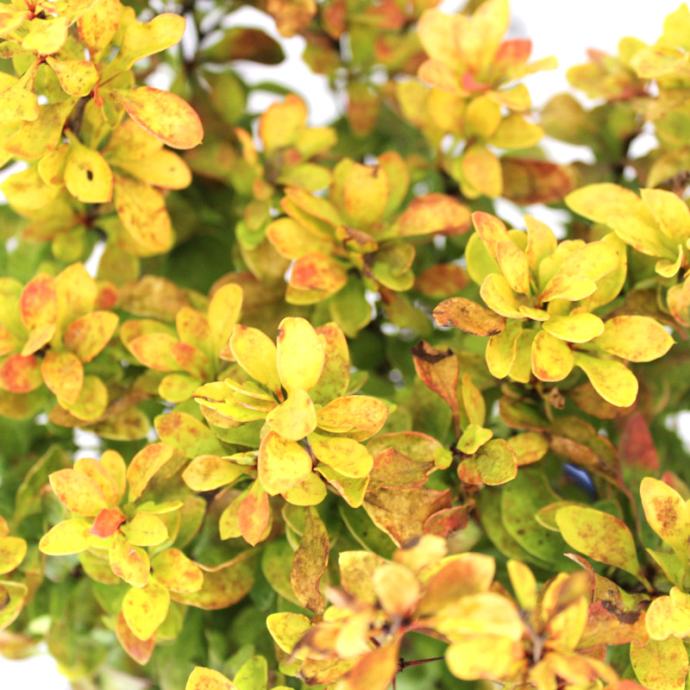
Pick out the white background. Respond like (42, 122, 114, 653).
(1, 1, 683, 688)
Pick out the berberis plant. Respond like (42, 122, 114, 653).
(4, 0, 690, 688)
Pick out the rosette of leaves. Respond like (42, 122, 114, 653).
(0, 263, 119, 423)
(412, 341, 548, 486)
(121, 282, 244, 403)
(567, 183, 690, 326)
(434, 211, 674, 407)
(184, 317, 390, 524)
(0, 3, 202, 262)
(266, 154, 470, 335)
(396, 0, 564, 202)
(38, 446, 209, 660)
(189, 93, 336, 241)
(267, 535, 526, 690)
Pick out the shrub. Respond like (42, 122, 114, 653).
(1, 1, 690, 689)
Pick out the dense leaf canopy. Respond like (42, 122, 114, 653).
(1, 1, 690, 689)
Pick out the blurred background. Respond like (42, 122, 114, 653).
(1, 0, 682, 687)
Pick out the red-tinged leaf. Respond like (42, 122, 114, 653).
(424, 504, 472, 537)
(64, 311, 119, 362)
(114, 87, 204, 150)
(618, 412, 660, 470)
(49, 468, 109, 516)
(315, 395, 389, 441)
(115, 612, 155, 665)
(109, 533, 150, 587)
(238, 481, 272, 546)
(412, 341, 460, 417)
(338, 635, 402, 690)
(19, 274, 57, 331)
(91, 508, 126, 537)
(495, 38, 532, 69)
(415, 263, 469, 298)
(433, 297, 506, 335)
(364, 486, 452, 545)
(394, 193, 470, 237)
(127, 332, 180, 372)
(290, 252, 347, 295)
(152, 549, 203, 594)
(502, 158, 575, 204)
(0, 355, 42, 394)
(127, 443, 176, 501)
(40, 350, 84, 405)
(290, 507, 329, 613)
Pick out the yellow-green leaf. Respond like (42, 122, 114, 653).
(555, 505, 641, 577)
(122, 579, 170, 641)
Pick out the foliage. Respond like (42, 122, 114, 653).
(3, 1, 690, 689)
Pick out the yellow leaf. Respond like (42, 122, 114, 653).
(22, 16, 68, 55)
(38, 519, 90, 556)
(480, 273, 522, 318)
(333, 159, 389, 228)
(152, 549, 203, 594)
(64, 311, 119, 362)
(372, 563, 419, 616)
(109, 533, 150, 587)
(266, 611, 311, 653)
(574, 353, 638, 408)
(49, 468, 109, 516)
(0, 536, 27, 574)
(122, 579, 170, 641)
(309, 433, 373, 479)
(490, 114, 543, 149)
(496, 239, 531, 295)
(593, 316, 674, 363)
(630, 638, 688, 690)
(41, 350, 84, 405)
(208, 283, 243, 358)
(446, 636, 521, 681)
(46, 58, 99, 98)
(555, 505, 641, 578)
(120, 13, 187, 68)
(185, 667, 234, 690)
(464, 95, 501, 139)
(276, 317, 325, 392)
(124, 512, 168, 547)
(77, 0, 121, 57)
(113, 149, 192, 190)
(259, 94, 307, 152)
(114, 87, 204, 150)
(640, 477, 688, 554)
(433, 591, 523, 640)
(182, 455, 245, 492)
(230, 324, 281, 393)
(266, 389, 317, 441)
(460, 144, 503, 199)
(315, 395, 389, 441)
(485, 322, 521, 378)
(531, 330, 575, 382)
(258, 432, 313, 496)
(62, 375, 108, 422)
(458, 439, 517, 486)
(542, 312, 604, 343)
(506, 560, 537, 611)
(114, 175, 173, 255)
(646, 590, 690, 641)
(127, 443, 176, 501)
